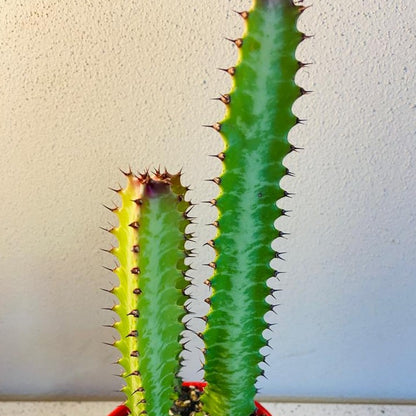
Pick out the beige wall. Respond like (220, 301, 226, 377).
(1, 0, 415, 401)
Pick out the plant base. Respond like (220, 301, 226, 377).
(107, 381, 272, 416)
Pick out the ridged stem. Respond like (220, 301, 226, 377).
(106, 171, 191, 416)
(202, 2, 304, 415)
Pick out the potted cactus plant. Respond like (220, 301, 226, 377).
(102, 1, 309, 415)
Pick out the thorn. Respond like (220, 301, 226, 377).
(129, 221, 140, 229)
(100, 222, 116, 233)
(225, 37, 243, 48)
(296, 117, 306, 125)
(283, 190, 295, 198)
(261, 357, 271, 367)
(181, 338, 191, 347)
(204, 240, 215, 248)
(277, 230, 290, 238)
(100, 247, 113, 254)
(219, 94, 231, 104)
(133, 198, 143, 205)
(185, 205, 195, 215)
(184, 232, 195, 241)
(202, 199, 217, 206)
(184, 214, 197, 222)
(204, 279, 212, 287)
(298, 61, 313, 69)
(101, 306, 115, 312)
(184, 249, 196, 258)
(127, 330, 138, 338)
(203, 122, 221, 132)
(274, 252, 286, 260)
(153, 166, 161, 178)
(127, 371, 140, 377)
(209, 177, 221, 185)
(301, 33, 314, 41)
(218, 67, 236, 76)
(259, 369, 268, 379)
(127, 309, 140, 318)
(281, 209, 292, 217)
(131, 267, 140, 275)
(108, 185, 122, 193)
(204, 297, 211, 305)
(300, 87, 313, 95)
(102, 204, 118, 213)
(233, 10, 249, 19)
(209, 152, 225, 161)
(119, 167, 132, 177)
(182, 344, 192, 353)
(131, 384, 146, 395)
(285, 168, 295, 177)
(102, 265, 116, 272)
(211, 94, 231, 105)
(130, 351, 139, 357)
(133, 288, 142, 295)
(290, 144, 304, 153)
(270, 288, 282, 297)
(268, 289, 279, 299)
(196, 366, 204, 374)
(102, 324, 115, 328)
(208, 220, 219, 227)
(102, 341, 115, 347)
(136, 170, 149, 183)
(131, 245, 140, 253)
(132, 387, 145, 395)
(100, 287, 115, 294)
(274, 270, 286, 278)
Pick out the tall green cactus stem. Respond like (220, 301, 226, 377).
(202, 1, 305, 415)
(104, 170, 192, 416)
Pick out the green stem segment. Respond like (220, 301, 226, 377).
(108, 170, 191, 416)
(202, 2, 304, 415)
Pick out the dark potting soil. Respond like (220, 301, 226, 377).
(169, 384, 258, 416)
(170, 384, 203, 416)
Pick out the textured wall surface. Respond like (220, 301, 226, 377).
(0, 0, 415, 401)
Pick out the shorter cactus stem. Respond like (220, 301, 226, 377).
(106, 170, 192, 416)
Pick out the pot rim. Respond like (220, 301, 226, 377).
(107, 381, 272, 416)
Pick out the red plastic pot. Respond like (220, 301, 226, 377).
(107, 381, 271, 416)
